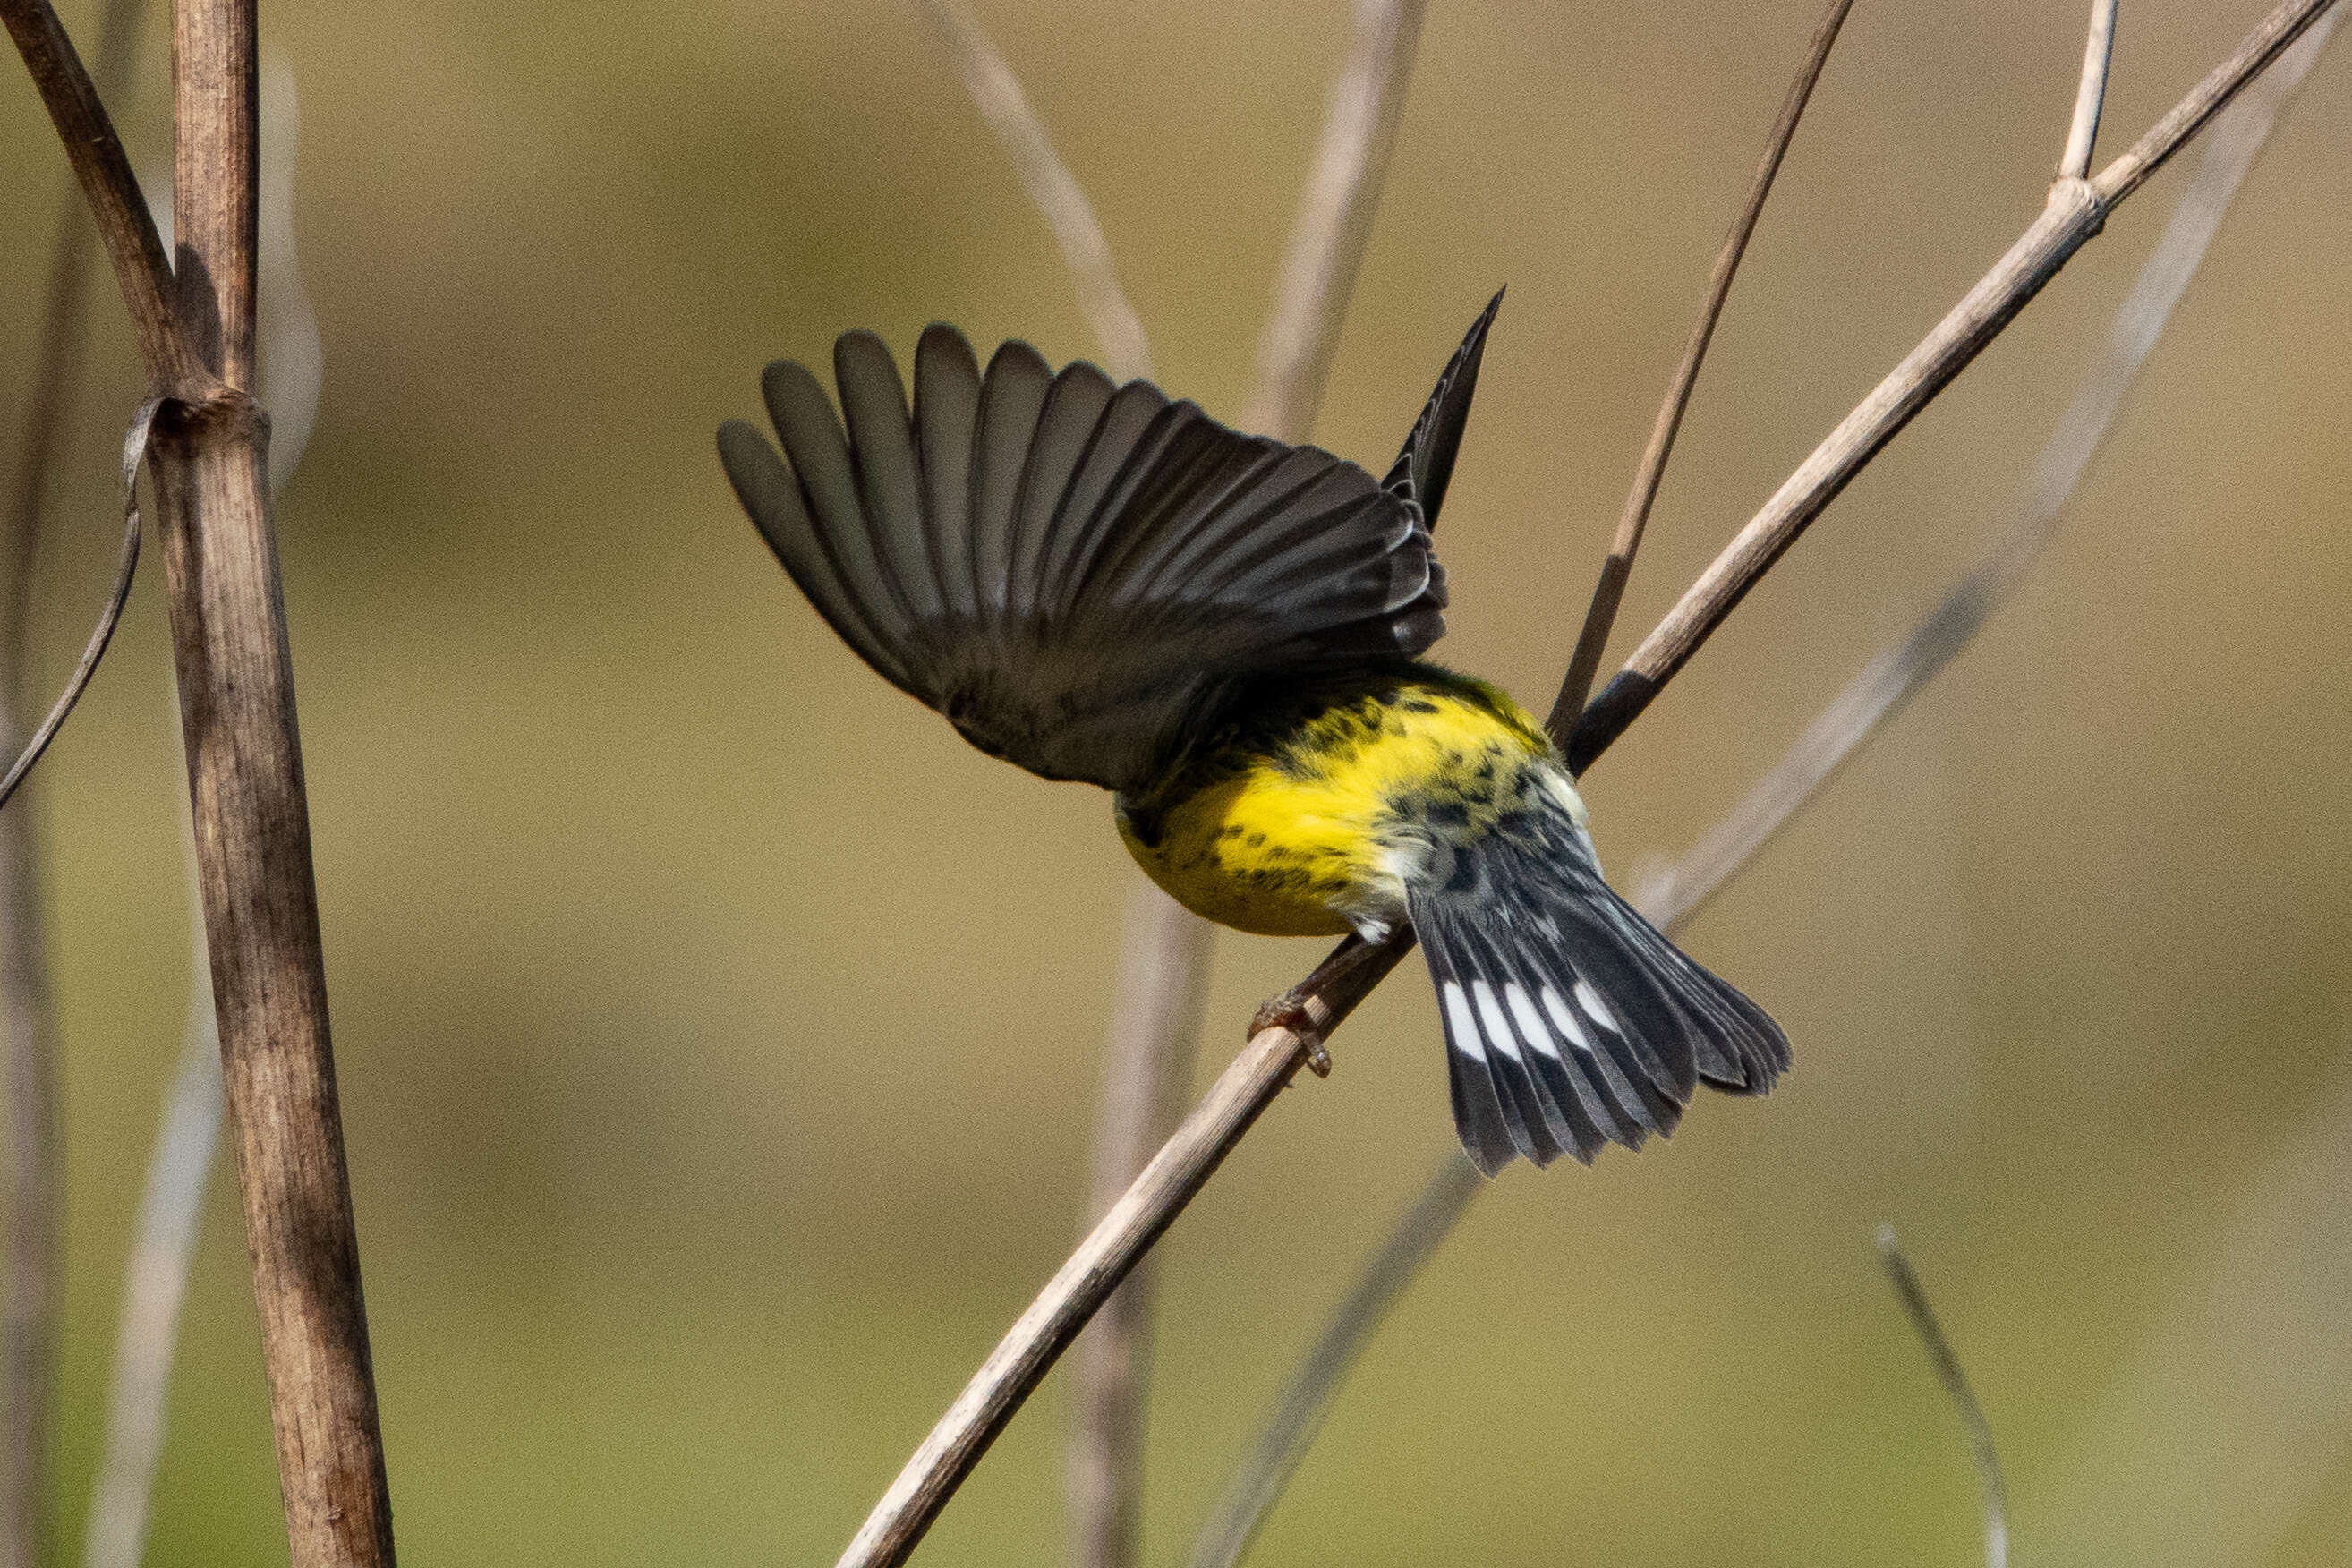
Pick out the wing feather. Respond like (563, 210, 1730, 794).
(723, 324, 1454, 788)
(912, 325, 984, 622)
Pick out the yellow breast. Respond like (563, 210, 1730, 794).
(1113, 673, 1557, 938)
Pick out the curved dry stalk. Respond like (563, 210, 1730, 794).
(1184, 21, 2337, 1555)
(2060, 0, 2123, 183)
(1552, 0, 1855, 730)
(0, 404, 155, 815)
(0, 0, 208, 399)
(1877, 1227, 2009, 1568)
(919, 0, 1153, 383)
(833, 5, 2337, 1565)
(1187, 1151, 1480, 1568)
(1240, 0, 1427, 439)
(1567, 0, 2339, 774)
(0, 8, 146, 1555)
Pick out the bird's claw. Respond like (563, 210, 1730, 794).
(1251, 988, 1331, 1078)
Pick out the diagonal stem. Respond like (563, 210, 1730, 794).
(1552, 0, 1855, 732)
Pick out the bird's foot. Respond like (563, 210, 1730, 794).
(1251, 987, 1331, 1078)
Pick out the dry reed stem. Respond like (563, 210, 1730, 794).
(825, 6, 2342, 1564)
(1188, 21, 2338, 1556)
(1240, 0, 1427, 438)
(919, 0, 1154, 384)
(1877, 1228, 2009, 1568)
(155, 0, 396, 1553)
(0, 0, 208, 397)
(81, 55, 326, 1567)
(1552, 0, 1855, 731)
(2061, 0, 2123, 183)
(1567, 0, 2339, 774)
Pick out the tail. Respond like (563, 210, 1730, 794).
(1406, 794, 1789, 1174)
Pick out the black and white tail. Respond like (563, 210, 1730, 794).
(1406, 794, 1788, 1174)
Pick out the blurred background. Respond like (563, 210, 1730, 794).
(5, 0, 2352, 1562)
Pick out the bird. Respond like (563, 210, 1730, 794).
(716, 293, 1789, 1175)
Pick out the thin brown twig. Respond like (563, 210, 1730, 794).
(1240, 0, 1428, 439)
(0, 404, 154, 815)
(1, 0, 209, 398)
(1568, 0, 2338, 774)
(1186, 1150, 1481, 1568)
(1552, 0, 1855, 732)
(831, 5, 2336, 1565)
(1878, 1227, 2009, 1568)
(918, 0, 1153, 383)
(0, 1, 147, 1554)
(2060, 0, 2123, 183)
(1186, 22, 2339, 1555)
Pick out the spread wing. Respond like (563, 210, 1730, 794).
(719, 325, 1447, 790)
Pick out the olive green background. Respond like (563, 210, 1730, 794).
(6, 1, 2352, 1562)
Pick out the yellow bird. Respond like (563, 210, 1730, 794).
(719, 294, 1787, 1174)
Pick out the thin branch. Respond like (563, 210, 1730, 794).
(2060, 0, 2123, 182)
(83, 53, 325, 1566)
(1186, 22, 2337, 1554)
(0, 404, 155, 814)
(1187, 1152, 1481, 1568)
(1877, 1227, 2009, 1568)
(918, 0, 1153, 382)
(1565, 0, 2339, 774)
(0, 2, 146, 1555)
(1, 0, 210, 397)
(1240, 0, 1428, 440)
(1553, 0, 1855, 729)
(834, 6, 2337, 1564)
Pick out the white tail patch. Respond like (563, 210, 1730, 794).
(1470, 981, 1527, 1063)
(1442, 982, 1484, 1061)
(1539, 984, 1596, 1054)
(1503, 983, 1563, 1061)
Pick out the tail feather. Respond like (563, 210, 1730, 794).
(1407, 792, 1791, 1174)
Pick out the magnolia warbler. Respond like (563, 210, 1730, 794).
(718, 294, 1788, 1174)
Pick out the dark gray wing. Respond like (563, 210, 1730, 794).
(719, 324, 1446, 790)
(1382, 289, 1502, 530)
